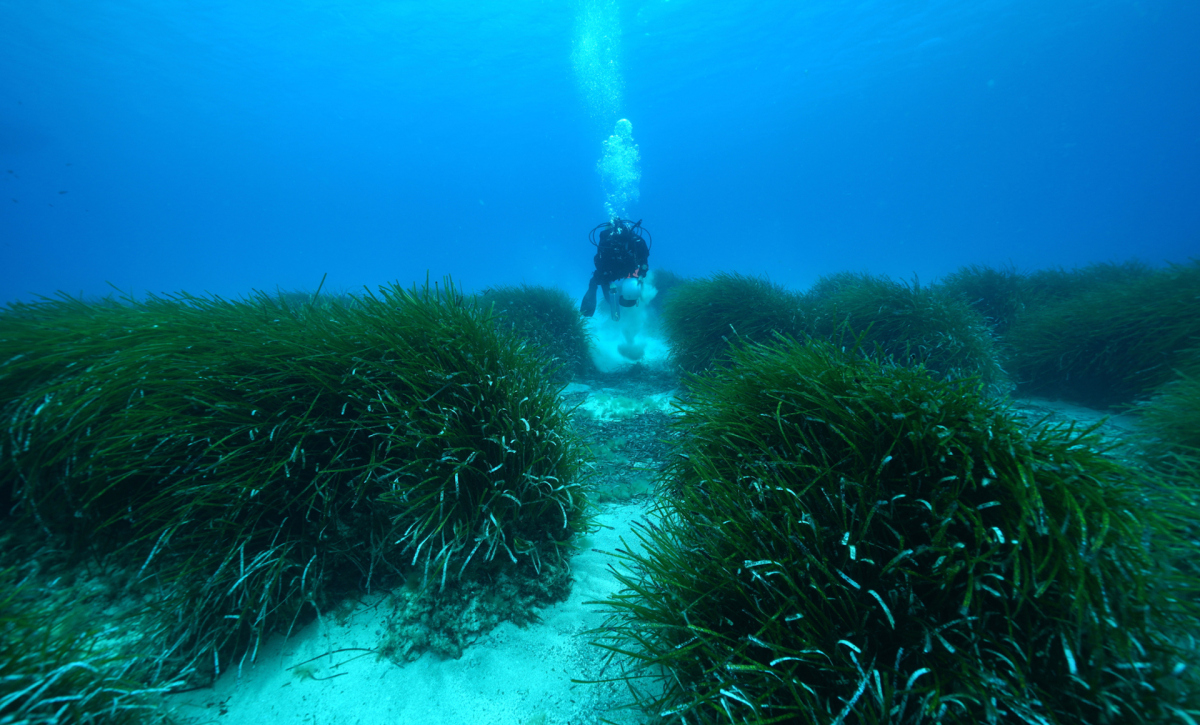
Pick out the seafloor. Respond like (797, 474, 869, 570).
(158, 363, 1138, 725)
(0, 347, 1143, 725)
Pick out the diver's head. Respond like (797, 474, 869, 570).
(620, 277, 642, 302)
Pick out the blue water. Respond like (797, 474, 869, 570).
(1, 0, 1197, 304)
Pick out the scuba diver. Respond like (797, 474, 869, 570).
(580, 217, 651, 321)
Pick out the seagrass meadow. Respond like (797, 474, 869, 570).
(0, 280, 593, 713)
(660, 272, 808, 374)
(942, 260, 1200, 409)
(659, 271, 1006, 394)
(3, 263, 1200, 725)
(476, 284, 593, 381)
(803, 273, 1006, 392)
(588, 337, 1200, 724)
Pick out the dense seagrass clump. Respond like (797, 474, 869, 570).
(591, 338, 1198, 724)
(661, 272, 805, 373)
(477, 284, 591, 380)
(273, 285, 361, 313)
(937, 264, 1026, 335)
(1007, 261, 1200, 407)
(1021, 261, 1155, 309)
(0, 280, 590, 682)
(1130, 362, 1200, 594)
(805, 273, 1006, 391)
(1134, 360, 1200, 460)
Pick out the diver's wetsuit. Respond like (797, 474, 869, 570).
(580, 219, 650, 320)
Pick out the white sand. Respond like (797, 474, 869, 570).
(164, 501, 655, 725)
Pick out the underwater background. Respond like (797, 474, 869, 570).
(5, 3, 1200, 724)
(2, 0, 1197, 304)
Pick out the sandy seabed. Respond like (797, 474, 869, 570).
(164, 501, 655, 725)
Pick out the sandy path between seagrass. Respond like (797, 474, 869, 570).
(164, 501, 654, 725)
(161, 398, 1130, 725)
